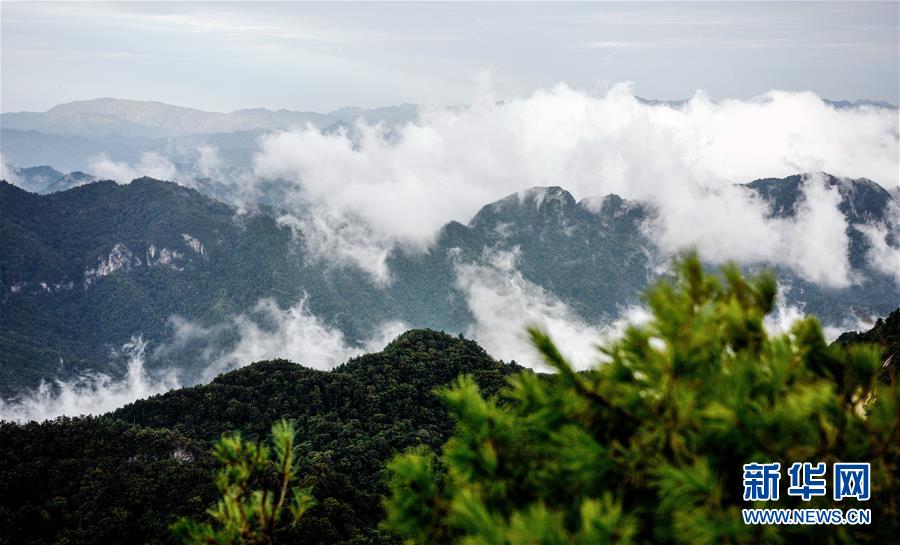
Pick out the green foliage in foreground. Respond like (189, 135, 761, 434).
(384, 255, 899, 545)
(173, 420, 314, 545)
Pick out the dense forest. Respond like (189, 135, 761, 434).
(0, 330, 520, 545)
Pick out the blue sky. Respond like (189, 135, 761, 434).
(1, 1, 898, 112)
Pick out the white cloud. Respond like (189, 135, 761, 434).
(453, 247, 871, 371)
(247, 84, 897, 285)
(769, 305, 875, 344)
(0, 336, 179, 423)
(277, 210, 395, 285)
(0, 153, 22, 186)
(764, 303, 808, 336)
(785, 175, 854, 286)
(162, 295, 405, 381)
(453, 249, 650, 370)
(0, 298, 406, 422)
(89, 151, 177, 182)
(856, 201, 900, 284)
(195, 144, 222, 178)
(652, 173, 854, 288)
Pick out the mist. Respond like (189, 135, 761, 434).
(453, 249, 652, 370)
(66, 84, 898, 289)
(0, 297, 406, 423)
(0, 154, 21, 185)
(0, 337, 179, 423)
(162, 296, 407, 382)
(247, 84, 897, 286)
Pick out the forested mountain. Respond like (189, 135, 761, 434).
(0, 177, 363, 395)
(0, 330, 520, 545)
(745, 174, 895, 267)
(1, 173, 897, 397)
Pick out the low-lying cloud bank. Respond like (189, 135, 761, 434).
(0, 337, 179, 423)
(160, 296, 406, 382)
(857, 210, 900, 284)
(454, 249, 651, 370)
(90, 152, 178, 183)
(0, 298, 405, 423)
(0, 273, 879, 423)
(0, 153, 22, 186)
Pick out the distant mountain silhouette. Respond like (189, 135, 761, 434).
(1, 98, 419, 138)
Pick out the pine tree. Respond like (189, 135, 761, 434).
(383, 254, 898, 544)
(173, 420, 314, 545)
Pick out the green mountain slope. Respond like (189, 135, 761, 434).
(0, 330, 521, 545)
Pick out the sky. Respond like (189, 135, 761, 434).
(1, 1, 898, 113)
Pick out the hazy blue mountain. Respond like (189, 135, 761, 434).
(4, 98, 891, 142)
(0, 174, 896, 397)
(44, 171, 97, 193)
(9, 165, 96, 194)
(823, 99, 898, 110)
(0, 128, 161, 173)
(0, 98, 420, 138)
(9, 165, 63, 192)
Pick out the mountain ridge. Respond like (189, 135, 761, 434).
(0, 173, 896, 398)
(0, 329, 522, 545)
(1, 98, 420, 138)
(4, 96, 894, 139)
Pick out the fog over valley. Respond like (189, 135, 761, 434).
(1, 85, 898, 422)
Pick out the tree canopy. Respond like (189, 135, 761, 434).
(384, 255, 898, 545)
(173, 420, 315, 545)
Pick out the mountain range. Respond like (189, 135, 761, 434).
(1, 172, 896, 399)
(0, 98, 420, 138)
(4, 97, 894, 139)
(2, 97, 897, 175)
(0, 99, 419, 174)
(8, 165, 97, 194)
